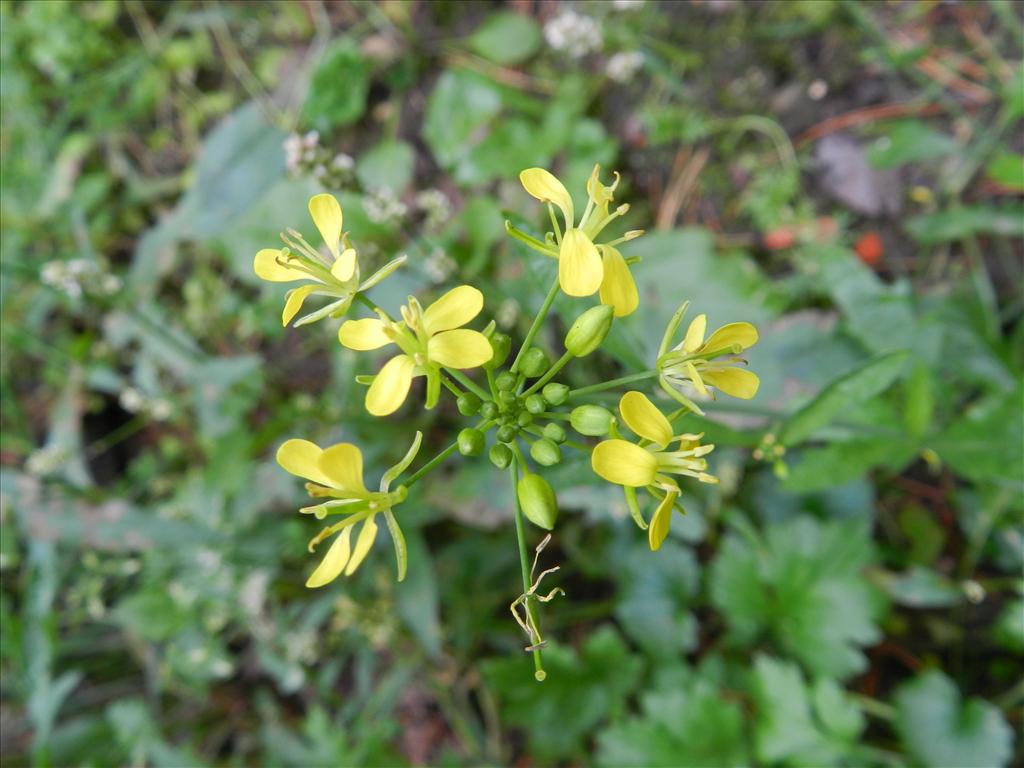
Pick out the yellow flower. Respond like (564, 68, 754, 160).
(254, 193, 404, 327)
(519, 165, 642, 315)
(591, 391, 717, 550)
(338, 285, 492, 416)
(657, 301, 760, 411)
(276, 432, 421, 587)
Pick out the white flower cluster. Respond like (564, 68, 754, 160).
(612, 0, 645, 9)
(606, 51, 644, 83)
(363, 187, 408, 224)
(543, 10, 602, 59)
(41, 259, 121, 299)
(119, 386, 173, 421)
(284, 131, 354, 188)
(424, 246, 457, 284)
(26, 445, 71, 477)
(415, 188, 452, 231)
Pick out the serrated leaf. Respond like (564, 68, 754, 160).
(894, 670, 1013, 768)
(779, 351, 908, 445)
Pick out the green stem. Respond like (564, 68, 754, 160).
(505, 221, 558, 257)
(522, 350, 573, 397)
(567, 370, 658, 399)
(485, 367, 499, 400)
(511, 276, 561, 375)
(403, 440, 460, 489)
(510, 459, 545, 681)
(445, 368, 490, 401)
(440, 374, 465, 399)
(355, 291, 388, 317)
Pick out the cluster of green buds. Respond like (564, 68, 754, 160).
(255, 165, 760, 681)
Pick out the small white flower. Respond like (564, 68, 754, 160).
(544, 10, 602, 58)
(606, 51, 644, 83)
(363, 187, 408, 224)
(26, 445, 69, 477)
(331, 153, 354, 170)
(612, 0, 645, 9)
(148, 398, 173, 421)
(424, 247, 457, 284)
(119, 387, 145, 413)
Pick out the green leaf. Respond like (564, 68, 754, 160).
(933, 386, 1024, 485)
(986, 152, 1024, 190)
(779, 351, 908, 445)
(302, 40, 369, 130)
(597, 670, 748, 767)
(115, 589, 190, 642)
(482, 627, 642, 760)
(710, 516, 883, 678)
(879, 566, 964, 608)
(423, 70, 502, 169)
(468, 12, 541, 66)
(355, 139, 415, 192)
(894, 670, 1013, 768)
(866, 120, 958, 168)
(905, 204, 1024, 245)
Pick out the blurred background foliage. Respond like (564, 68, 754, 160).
(1, 0, 1022, 766)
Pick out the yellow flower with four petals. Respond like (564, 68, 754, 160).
(519, 165, 642, 317)
(591, 391, 717, 551)
(338, 285, 492, 416)
(276, 432, 422, 587)
(253, 193, 404, 326)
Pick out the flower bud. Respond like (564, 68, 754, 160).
(542, 382, 569, 406)
(496, 424, 518, 443)
(488, 332, 511, 368)
(489, 443, 512, 469)
(495, 371, 517, 392)
(525, 394, 546, 415)
(570, 405, 614, 436)
(565, 305, 614, 357)
(519, 347, 550, 378)
(517, 473, 558, 530)
(517, 412, 534, 428)
(499, 390, 517, 405)
(530, 438, 562, 466)
(457, 392, 482, 416)
(542, 422, 566, 444)
(480, 401, 499, 420)
(457, 428, 485, 456)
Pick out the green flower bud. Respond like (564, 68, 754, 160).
(457, 428, 485, 456)
(499, 390, 517, 405)
(542, 382, 570, 406)
(530, 438, 562, 467)
(517, 473, 558, 530)
(565, 304, 614, 357)
(488, 332, 511, 368)
(495, 371, 517, 392)
(517, 411, 534, 427)
(496, 424, 518, 443)
(525, 394, 547, 414)
(542, 422, 566, 444)
(570, 405, 615, 436)
(480, 401, 499, 420)
(456, 392, 482, 416)
(519, 347, 550, 378)
(489, 443, 512, 469)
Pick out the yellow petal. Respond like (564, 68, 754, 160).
(558, 228, 603, 297)
(427, 329, 492, 369)
(306, 526, 352, 588)
(648, 489, 678, 551)
(703, 322, 759, 354)
(318, 443, 367, 493)
(682, 314, 707, 353)
(344, 515, 379, 576)
(366, 355, 415, 416)
(591, 440, 658, 487)
(519, 167, 574, 225)
(338, 318, 392, 350)
(309, 193, 342, 256)
(702, 368, 760, 399)
(254, 248, 307, 282)
(586, 164, 616, 207)
(598, 245, 639, 317)
(422, 285, 483, 335)
(277, 438, 334, 487)
(282, 284, 318, 326)
(331, 248, 357, 282)
(619, 391, 673, 448)
(686, 361, 709, 397)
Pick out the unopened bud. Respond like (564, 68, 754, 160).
(542, 422, 566, 444)
(480, 401, 499, 420)
(525, 394, 546, 414)
(495, 371, 517, 392)
(565, 304, 614, 357)
(517, 473, 558, 530)
(457, 393, 481, 416)
(570, 405, 614, 436)
(496, 424, 518, 443)
(542, 383, 569, 406)
(520, 347, 550, 378)
(517, 412, 534, 427)
(457, 428, 485, 457)
(488, 332, 511, 368)
(489, 443, 512, 469)
(530, 438, 562, 466)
